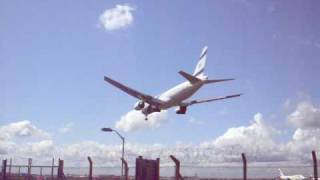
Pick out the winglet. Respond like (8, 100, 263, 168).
(179, 71, 201, 84)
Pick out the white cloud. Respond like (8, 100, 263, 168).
(19, 140, 56, 158)
(61, 141, 111, 164)
(214, 113, 276, 148)
(115, 110, 168, 132)
(0, 121, 51, 156)
(99, 4, 135, 31)
(0, 140, 15, 155)
(31, 140, 54, 154)
(202, 113, 285, 162)
(287, 101, 320, 128)
(292, 128, 320, 142)
(285, 128, 320, 161)
(284, 101, 320, 161)
(0, 120, 50, 141)
(59, 122, 74, 133)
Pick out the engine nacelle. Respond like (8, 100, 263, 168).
(134, 101, 145, 110)
(176, 106, 187, 114)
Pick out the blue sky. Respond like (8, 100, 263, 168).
(1, 0, 320, 162)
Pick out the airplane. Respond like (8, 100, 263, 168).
(310, 178, 320, 180)
(278, 168, 305, 180)
(104, 46, 241, 120)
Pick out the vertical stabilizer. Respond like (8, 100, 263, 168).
(278, 169, 285, 177)
(193, 46, 208, 77)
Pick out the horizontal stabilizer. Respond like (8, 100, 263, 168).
(183, 93, 242, 106)
(179, 71, 201, 84)
(205, 78, 235, 84)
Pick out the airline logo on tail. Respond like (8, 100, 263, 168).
(193, 46, 207, 77)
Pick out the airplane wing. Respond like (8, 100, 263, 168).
(104, 76, 164, 106)
(182, 94, 242, 106)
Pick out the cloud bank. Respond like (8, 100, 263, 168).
(99, 4, 135, 31)
(0, 120, 49, 141)
(285, 101, 320, 160)
(209, 113, 284, 162)
(0, 120, 51, 157)
(1, 100, 319, 166)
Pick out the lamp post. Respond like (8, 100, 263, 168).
(101, 127, 125, 177)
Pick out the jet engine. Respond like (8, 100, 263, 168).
(134, 101, 145, 110)
(176, 106, 187, 114)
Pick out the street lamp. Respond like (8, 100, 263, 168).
(101, 127, 125, 177)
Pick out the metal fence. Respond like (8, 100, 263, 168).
(1, 151, 319, 180)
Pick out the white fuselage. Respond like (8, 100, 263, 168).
(280, 175, 305, 180)
(157, 80, 204, 109)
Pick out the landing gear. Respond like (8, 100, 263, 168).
(176, 106, 187, 114)
(145, 116, 148, 121)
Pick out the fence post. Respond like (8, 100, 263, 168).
(51, 158, 54, 180)
(2, 159, 7, 180)
(156, 158, 160, 180)
(241, 153, 247, 180)
(312, 150, 318, 180)
(170, 155, 183, 180)
(88, 156, 93, 180)
(8, 158, 12, 178)
(135, 156, 143, 180)
(28, 158, 32, 180)
(58, 159, 64, 180)
(121, 158, 129, 180)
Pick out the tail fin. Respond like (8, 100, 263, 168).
(193, 46, 208, 77)
(278, 169, 285, 176)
